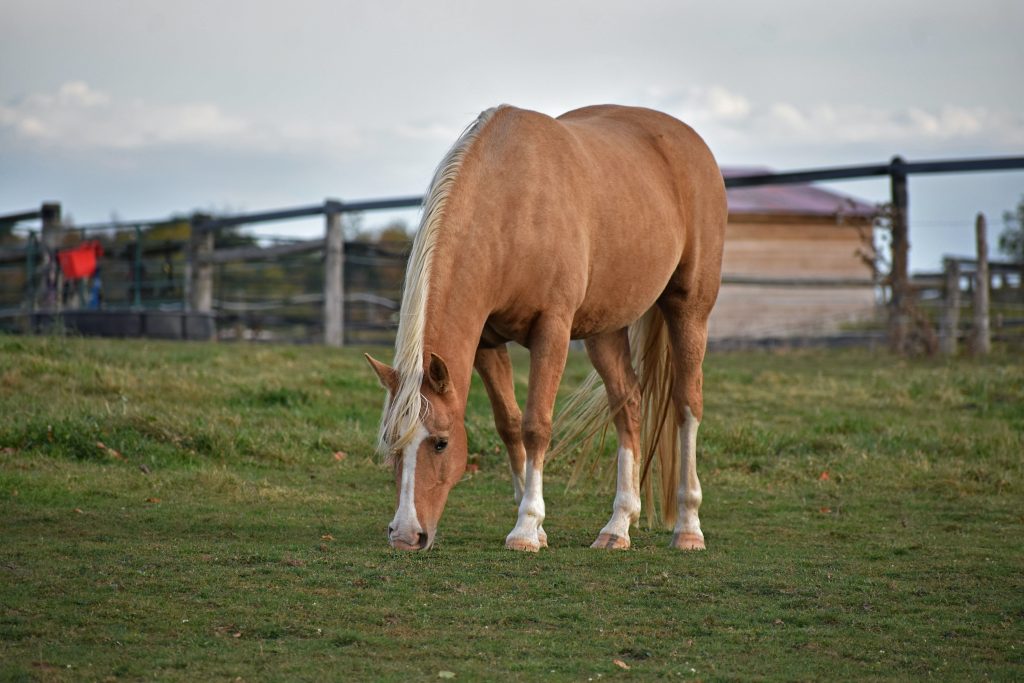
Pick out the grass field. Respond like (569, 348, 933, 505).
(1, 335, 1022, 681)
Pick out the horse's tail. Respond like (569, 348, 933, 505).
(551, 306, 681, 528)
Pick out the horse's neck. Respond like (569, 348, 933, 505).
(421, 284, 488, 407)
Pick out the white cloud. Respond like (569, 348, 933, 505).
(56, 81, 110, 107)
(644, 85, 753, 125)
(0, 81, 364, 154)
(705, 86, 752, 121)
(641, 84, 1024, 153)
(394, 119, 465, 142)
(763, 102, 1013, 145)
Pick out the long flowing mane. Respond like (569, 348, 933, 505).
(376, 105, 505, 460)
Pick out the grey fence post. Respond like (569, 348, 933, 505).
(40, 202, 62, 313)
(972, 213, 991, 355)
(324, 205, 344, 347)
(888, 157, 910, 353)
(25, 231, 37, 314)
(939, 257, 960, 355)
(188, 214, 214, 314)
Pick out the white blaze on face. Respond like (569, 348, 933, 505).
(390, 423, 427, 540)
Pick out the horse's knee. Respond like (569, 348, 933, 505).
(496, 412, 522, 448)
(522, 417, 552, 452)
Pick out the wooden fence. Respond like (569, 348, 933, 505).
(3, 153, 1024, 349)
(913, 214, 1024, 354)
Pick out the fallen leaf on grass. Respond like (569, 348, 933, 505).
(613, 659, 631, 670)
(146, 497, 161, 504)
(819, 507, 832, 514)
(96, 441, 127, 460)
(818, 471, 830, 481)
(73, 508, 84, 514)
(333, 451, 347, 462)
(138, 464, 151, 475)
(438, 671, 455, 679)
(214, 625, 242, 638)
(321, 534, 334, 541)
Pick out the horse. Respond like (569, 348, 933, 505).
(365, 104, 726, 552)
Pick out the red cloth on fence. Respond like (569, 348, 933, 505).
(57, 241, 103, 280)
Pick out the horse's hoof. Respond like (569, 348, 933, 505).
(505, 536, 540, 552)
(537, 527, 548, 548)
(670, 532, 705, 550)
(590, 533, 630, 550)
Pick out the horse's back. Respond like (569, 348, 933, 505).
(457, 105, 726, 339)
(554, 105, 726, 327)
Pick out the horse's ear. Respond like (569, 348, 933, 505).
(427, 353, 450, 395)
(365, 354, 398, 394)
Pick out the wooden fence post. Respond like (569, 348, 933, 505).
(188, 214, 214, 314)
(40, 202, 62, 313)
(972, 213, 991, 355)
(888, 157, 910, 353)
(939, 257, 960, 355)
(323, 206, 344, 347)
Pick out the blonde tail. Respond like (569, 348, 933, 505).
(550, 307, 682, 528)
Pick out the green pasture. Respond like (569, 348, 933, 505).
(1, 335, 1021, 681)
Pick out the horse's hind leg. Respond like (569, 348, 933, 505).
(473, 344, 549, 548)
(584, 328, 642, 550)
(658, 297, 711, 550)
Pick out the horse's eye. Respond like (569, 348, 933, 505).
(434, 438, 448, 452)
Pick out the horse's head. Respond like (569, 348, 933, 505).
(366, 352, 467, 551)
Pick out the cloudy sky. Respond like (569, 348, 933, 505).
(2, 0, 1022, 270)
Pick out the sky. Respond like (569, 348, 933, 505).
(1, 0, 1022, 271)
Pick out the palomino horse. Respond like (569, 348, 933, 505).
(366, 104, 726, 551)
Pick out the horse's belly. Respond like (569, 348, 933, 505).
(569, 259, 677, 338)
(569, 290, 660, 339)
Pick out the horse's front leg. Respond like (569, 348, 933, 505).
(505, 318, 571, 552)
(473, 344, 547, 547)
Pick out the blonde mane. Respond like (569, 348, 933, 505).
(376, 105, 505, 460)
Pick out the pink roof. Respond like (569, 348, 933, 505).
(724, 167, 877, 218)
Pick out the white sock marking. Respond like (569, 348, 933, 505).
(674, 408, 703, 539)
(507, 463, 544, 545)
(598, 447, 641, 539)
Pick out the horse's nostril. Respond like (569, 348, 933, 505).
(388, 526, 395, 536)
(416, 532, 429, 549)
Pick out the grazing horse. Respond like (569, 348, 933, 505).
(366, 104, 726, 551)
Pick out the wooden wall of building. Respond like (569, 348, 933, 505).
(708, 216, 879, 339)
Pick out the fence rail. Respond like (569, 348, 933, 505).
(3, 153, 1023, 348)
